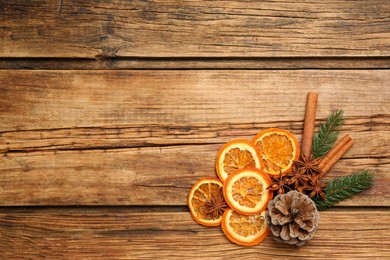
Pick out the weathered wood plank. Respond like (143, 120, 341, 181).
(1, 119, 389, 153)
(0, 145, 388, 206)
(0, 210, 389, 259)
(0, 70, 388, 131)
(1, 1, 389, 58)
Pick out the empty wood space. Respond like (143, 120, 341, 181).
(1, 0, 389, 58)
(0, 1, 389, 259)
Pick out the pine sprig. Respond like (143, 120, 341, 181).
(314, 170, 374, 210)
(312, 110, 344, 159)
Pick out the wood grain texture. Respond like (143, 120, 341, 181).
(0, 70, 388, 131)
(0, 210, 389, 259)
(2, 58, 390, 70)
(1, 0, 389, 58)
(0, 144, 388, 206)
(0, 70, 388, 206)
(1, 0, 388, 258)
(1, 118, 389, 153)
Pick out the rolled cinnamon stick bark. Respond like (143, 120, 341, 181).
(301, 92, 318, 158)
(320, 137, 354, 175)
(318, 134, 352, 170)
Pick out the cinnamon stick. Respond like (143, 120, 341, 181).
(320, 137, 354, 176)
(318, 134, 351, 170)
(301, 92, 318, 158)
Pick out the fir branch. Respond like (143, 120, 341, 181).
(312, 109, 344, 159)
(314, 170, 374, 210)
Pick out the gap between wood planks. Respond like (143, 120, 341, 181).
(0, 57, 390, 70)
(0, 205, 186, 214)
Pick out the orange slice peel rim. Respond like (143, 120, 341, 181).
(215, 139, 263, 182)
(221, 208, 270, 246)
(253, 128, 300, 176)
(223, 167, 273, 216)
(188, 177, 225, 226)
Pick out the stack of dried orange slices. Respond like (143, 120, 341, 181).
(188, 128, 300, 246)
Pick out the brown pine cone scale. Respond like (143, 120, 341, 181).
(265, 190, 320, 246)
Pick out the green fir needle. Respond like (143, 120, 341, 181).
(312, 109, 344, 159)
(314, 170, 374, 210)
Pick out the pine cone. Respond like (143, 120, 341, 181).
(265, 190, 320, 246)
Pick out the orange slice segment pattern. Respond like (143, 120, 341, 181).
(253, 128, 299, 176)
(216, 140, 262, 182)
(222, 208, 269, 246)
(188, 178, 226, 226)
(223, 168, 272, 215)
(223, 148, 256, 174)
(232, 176, 263, 208)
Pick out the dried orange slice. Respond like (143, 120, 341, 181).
(188, 178, 227, 226)
(216, 139, 262, 182)
(253, 128, 299, 176)
(223, 168, 272, 215)
(222, 208, 269, 246)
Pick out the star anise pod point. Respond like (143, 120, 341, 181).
(306, 179, 327, 200)
(204, 189, 227, 220)
(285, 164, 309, 189)
(268, 170, 291, 195)
(294, 153, 323, 179)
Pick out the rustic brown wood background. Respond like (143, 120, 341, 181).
(0, 0, 389, 259)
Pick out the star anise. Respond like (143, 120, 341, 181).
(285, 164, 309, 189)
(205, 188, 227, 219)
(306, 178, 327, 200)
(294, 153, 323, 179)
(267, 170, 291, 195)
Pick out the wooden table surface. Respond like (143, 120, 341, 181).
(0, 1, 389, 259)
